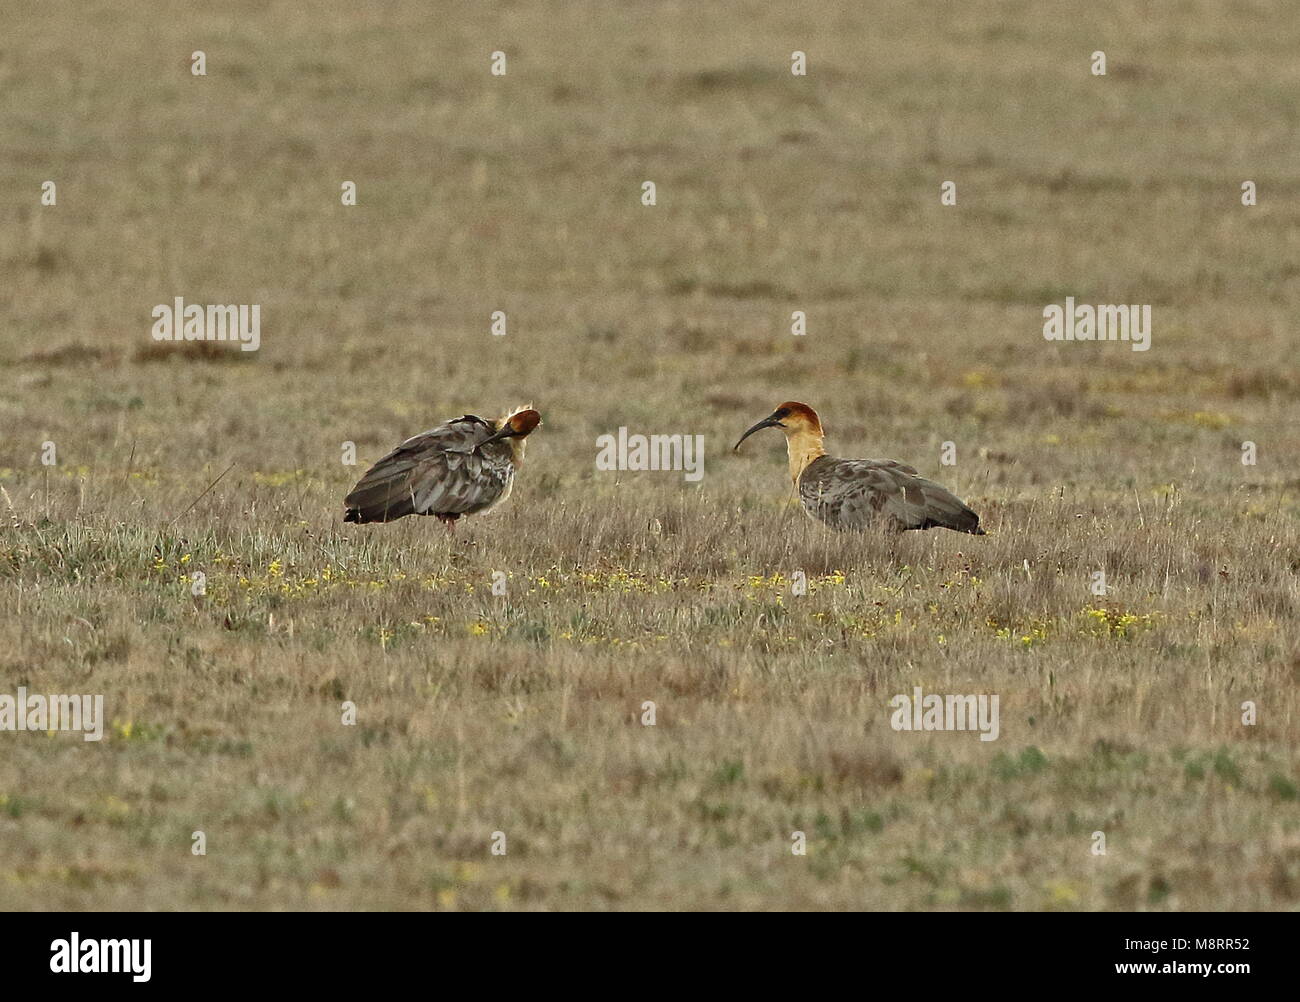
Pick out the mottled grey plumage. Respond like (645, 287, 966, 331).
(344, 414, 517, 525)
(734, 401, 986, 536)
(798, 455, 984, 534)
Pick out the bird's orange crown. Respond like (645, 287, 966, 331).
(504, 407, 541, 436)
(772, 401, 823, 436)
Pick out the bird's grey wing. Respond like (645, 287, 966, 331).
(344, 415, 510, 522)
(799, 458, 899, 530)
(800, 458, 980, 533)
(864, 458, 919, 476)
(888, 472, 982, 532)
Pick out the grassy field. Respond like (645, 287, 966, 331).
(1, 1, 1297, 910)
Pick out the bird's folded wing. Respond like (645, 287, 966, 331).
(891, 474, 980, 532)
(802, 459, 977, 532)
(344, 416, 508, 517)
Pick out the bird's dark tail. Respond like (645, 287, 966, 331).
(343, 498, 416, 524)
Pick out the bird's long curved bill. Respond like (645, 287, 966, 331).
(733, 417, 781, 451)
(475, 426, 514, 450)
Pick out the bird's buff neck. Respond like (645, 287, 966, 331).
(785, 430, 826, 485)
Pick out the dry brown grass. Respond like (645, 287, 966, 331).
(0, 0, 1297, 910)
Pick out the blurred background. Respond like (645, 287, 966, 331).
(2, 1, 1296, 488)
